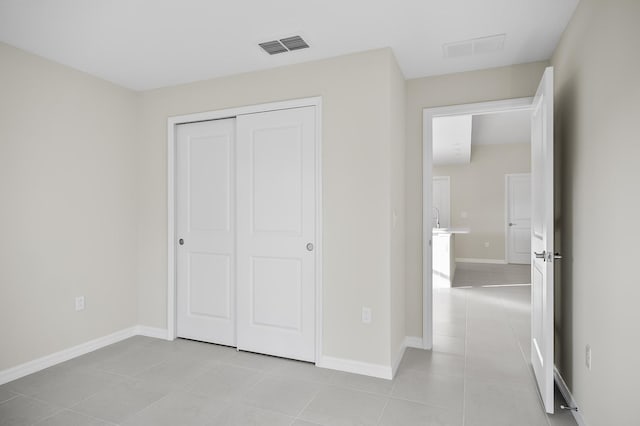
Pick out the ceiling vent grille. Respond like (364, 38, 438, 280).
(280, 36, 309, 51)
(259, 40, 288, 55)
(259, 35, 310, 55)
(443, 34, 506, 58)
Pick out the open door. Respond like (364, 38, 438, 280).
(530, 67, 556, 413)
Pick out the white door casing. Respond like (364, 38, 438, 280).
(506, 174, 532, 265)
(422, 97, 534, 350)
(530, 67, 555, 414)
(176, 118, 236, 346)
(432, 176, 451, 228)
(236, 106, 317, 362)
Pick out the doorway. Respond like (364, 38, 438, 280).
(422, 97, 534, 349)
(167, 97, 323, 364)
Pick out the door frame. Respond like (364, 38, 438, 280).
(422, 97, 533, 349)
(505, 173, 532, 265)
(167, 96, 323, 363)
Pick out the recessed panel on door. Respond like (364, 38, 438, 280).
(176, 118, 236, 346)
(507, 174, 532, 264)
(252, 127, 303, 234)
(188, 253, 230, 319)
(251, 256, 302, 330)
(236, 107, 316, 362)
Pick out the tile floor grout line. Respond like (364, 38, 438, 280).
(291, 382, 324, 421)
(26, 405, 66, 426)
(65, 407, 120, 425)
(374, 396, 391, 425)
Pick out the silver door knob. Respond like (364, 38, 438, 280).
(306, 243, 314, 252)
(554, 253, 563, 260)
(534, 251, 546, 260)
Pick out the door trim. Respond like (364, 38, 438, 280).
(167, 96, 323, 363)
(422, 97, 533, 349)
(505, 173, 532, 265)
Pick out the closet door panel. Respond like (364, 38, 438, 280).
(176, 118, 236, 345)
(236, 107, 316, 362)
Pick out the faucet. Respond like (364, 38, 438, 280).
(433, 207, 440, 228)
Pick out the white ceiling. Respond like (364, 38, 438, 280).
(472, 110, 531, 145)
(433, 115, 473, 166)
(0, 0, 578, 91)
(433, 110, 530, 165)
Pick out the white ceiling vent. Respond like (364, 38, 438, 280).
(259, 35, 310, 55)
(443, 34, 506, 58)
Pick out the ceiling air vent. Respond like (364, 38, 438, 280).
(443, 34, 506, 58)
(259, 35, 310, 55)
(259, 40, 288, 55)
(280, 36, 309, 51)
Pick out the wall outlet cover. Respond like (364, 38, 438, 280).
(75, 296, 85, 311)
(361, 307, 372, 324)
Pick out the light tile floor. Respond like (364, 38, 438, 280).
(453, 262, 531, 287)
(1, 265, 577, 426)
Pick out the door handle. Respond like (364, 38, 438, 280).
(554, 253, 563, 260)
(534, 251, 546, 261)
(178, 238, 184, 246)
(508, 222, 516, 227)
(306, 243, 314, 252)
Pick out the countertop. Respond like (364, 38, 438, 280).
(432, 227, 470, 234)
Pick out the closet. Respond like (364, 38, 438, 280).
(175, 106, 317, 362)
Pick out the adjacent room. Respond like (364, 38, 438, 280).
(1, 1, 639, 425)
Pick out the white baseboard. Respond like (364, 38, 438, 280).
(1, 326, 419, 385)
(391, 340, 407, 378)
(456, 258, 507, 265)
(554, 366, 587, 426)
(0, 325, 172, 386)
(0, 327, 137, 386)
(317, 356, 392, 380)
(404, 336, 424, 349)
(135, 326, 170, 340)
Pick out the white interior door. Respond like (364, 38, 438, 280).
(507, 174, 532, 264)
(236, 107, 316, 362)
(432, 176, 450, 228)
(531, 67, 555, 414)
(176, 118, 236, 346)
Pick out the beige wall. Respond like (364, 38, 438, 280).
(405, 61, 548, 338)
(137, 49, 401, 367)
(389, 54, 407, 361)
(433, 143, 531, 261)
(0, 45, 405, 375)
(552, 1, 640, 424)
(0, 43, 139, 370)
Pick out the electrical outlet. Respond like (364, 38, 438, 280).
(362, 307, 372, 324)
(585, 344, 592, 370)
(75, 296, 85, 311)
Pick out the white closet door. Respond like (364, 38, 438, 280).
(236, 107, 316, 362)
(176, 118, 236, 346)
